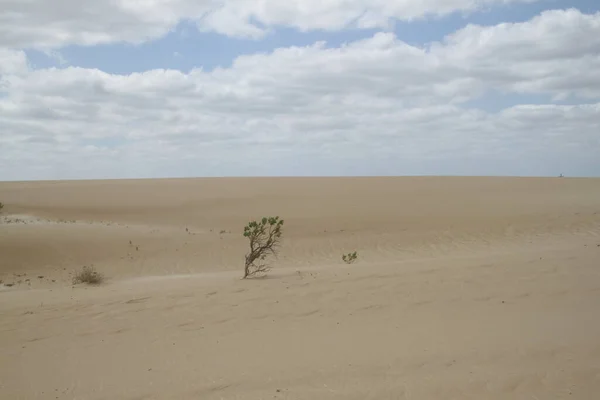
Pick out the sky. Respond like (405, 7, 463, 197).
(0, 0, 599, 180)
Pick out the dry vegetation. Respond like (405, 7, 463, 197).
(72, 266, 104, 285)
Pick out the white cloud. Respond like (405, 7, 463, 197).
(0, 0, 537, 49)
(1, 8, 599, 179)
(0, 0, 186, 49)
(436, 8, 600, 98)
(0, 49, 28, 75)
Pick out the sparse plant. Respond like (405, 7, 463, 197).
(242, 216, 284, 278)
(342, 251, 358, 264)
(0, 202, 4, 212)
(72, 266, 104, 285)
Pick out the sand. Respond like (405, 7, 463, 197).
(1, 176, 599, 399)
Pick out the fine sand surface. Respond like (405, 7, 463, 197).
(1, 176, 599, 399)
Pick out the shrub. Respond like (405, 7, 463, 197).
(0, 202, 4, 212)
(342, 251, 358, 264)
(72, 266, 104, 285)
(242, 216, 284, 278)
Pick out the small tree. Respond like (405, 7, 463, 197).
(242, 216, 284, 278)
(342, 251, 358, 264)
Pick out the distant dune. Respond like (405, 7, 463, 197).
(1, 177, 600, 399)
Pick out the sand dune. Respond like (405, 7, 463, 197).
(1, 177, 599, 399)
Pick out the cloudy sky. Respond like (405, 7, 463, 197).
(1, 0, 599, 180)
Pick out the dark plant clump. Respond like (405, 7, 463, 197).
(342, 251, 358, 264)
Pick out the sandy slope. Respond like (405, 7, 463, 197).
(1, 177, 599, 399)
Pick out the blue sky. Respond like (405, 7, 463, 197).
(1, 0, 600, 180)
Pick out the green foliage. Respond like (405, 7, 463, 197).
(242, 216, 284, 278)
(342, 251, 358, 264)
(0, 202, 4, 212)
(72, 266, 104, 285)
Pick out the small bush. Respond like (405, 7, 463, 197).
(342, 251, 358, 264)
(0, 202, 4, 212)
(242, 216, 284, 278)
(72, 266, 104, 285)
